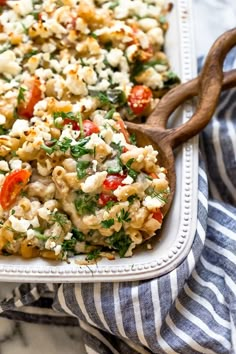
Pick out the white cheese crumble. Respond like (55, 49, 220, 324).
(81, 171, 107, 193)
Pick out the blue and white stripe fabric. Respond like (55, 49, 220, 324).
(0, 30, 236, 354)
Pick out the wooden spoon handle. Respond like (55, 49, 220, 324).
(159, 27, 236, 148)
(147, 69, 236, 128)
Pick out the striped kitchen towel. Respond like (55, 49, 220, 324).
(0, 52, 236, 353)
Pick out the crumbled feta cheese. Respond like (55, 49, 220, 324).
(107, 49, 123, 67)
(0, 50, 21, 75)
(0, 114, 6, 125)
(64, 232, 73, 240)
(0, 161, 9, 172)
(122, 175, 134, 185)
(9, 159, 22, 170)
(81, 171, 107, 193)
(9, 215, 31, 233)
(54, 244, 62, 255)
(10, 120, 30, 137)
(143, 196, 163, 210)
(26, 229, 36, 240)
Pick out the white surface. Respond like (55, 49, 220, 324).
(0, 0, 198, 283)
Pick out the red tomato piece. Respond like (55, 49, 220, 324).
(116, 118, 130, 143)
(98, 193, 117, 207)
(83, 120, 100, 136)
(0, 0, 7, 5)
(63, 119, 80, 130)
(152, 209, 163, 223)
(128, 85, 153, 115)
(17, 77, 42, 119)
(103, 174, 126, 191)
(0, 170, 31, 210)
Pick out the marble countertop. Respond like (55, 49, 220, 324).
(1, 1, 236, 354)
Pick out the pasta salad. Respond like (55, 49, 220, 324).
(0, 0, 172, 261)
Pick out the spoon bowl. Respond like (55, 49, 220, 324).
(126, 28, 236, 220)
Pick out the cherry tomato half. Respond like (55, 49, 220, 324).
(63, 119, 80, 131)
(0, 170, 31, 210)
(98, 193, 117, 207)
(17, 77, 42, 119)
(152, 209, 163, 223)
(83, 120, 100, 136)
(128, 85, 153, 115)
(103, 174, 126, 191)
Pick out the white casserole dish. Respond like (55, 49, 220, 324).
(0, 0, 197, 282)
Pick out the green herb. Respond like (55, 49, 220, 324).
(105, 200, 117, 210)
(61, 238, 77, 252)
(104, 108, 115, 120)
(10, 210, 15, 215)
(29, 10, 41, 20)
(71, 138, 92, 158)
(108, 228, 131, 257)
(34, 231, 48, 241)
(86, 248, 101, 261)
(61, 227, 85, 253)
(21, 23, 29, 35)
(90, 32, 98, 39)
(146, 187, 168, 203)
(109, 1, 119, 9)
(77, 113, 84, 138)
(20, 190, 28, 197)
(76, 160, 90, 179)
(101, 218, 114, 228)
(80, 58, 87, 66)
(89, 89, 126, 107)
(0, 43, 11, 54)
(163, 71, 181, 88)
(74, 190, 98, 215)
(0, 126, 8, 135)
(110, 142, 123, 155)
(117, 209, 131, 223)
(51, 211, 69, 226)
(131, 59, 167, 79)
(17, 87, 27, 104)
(13, 108, 19, 120)
(0, 74, 11, 83)
(127, 194, 138, 204)
(23, 50, 39, 60)
(41, 139, 58, 154)
(159, 15, 167, 24)
(57, 137, 72, 153)
(107, 157, 122, 174)
(124, 158, 138, 180)
(0, 170, 7, 175)
(71, 227, 85, 242)
(130, 133, 137, 145)
(11, 150, 18, 157)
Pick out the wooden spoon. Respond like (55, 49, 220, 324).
(126, 28, 236, 217)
